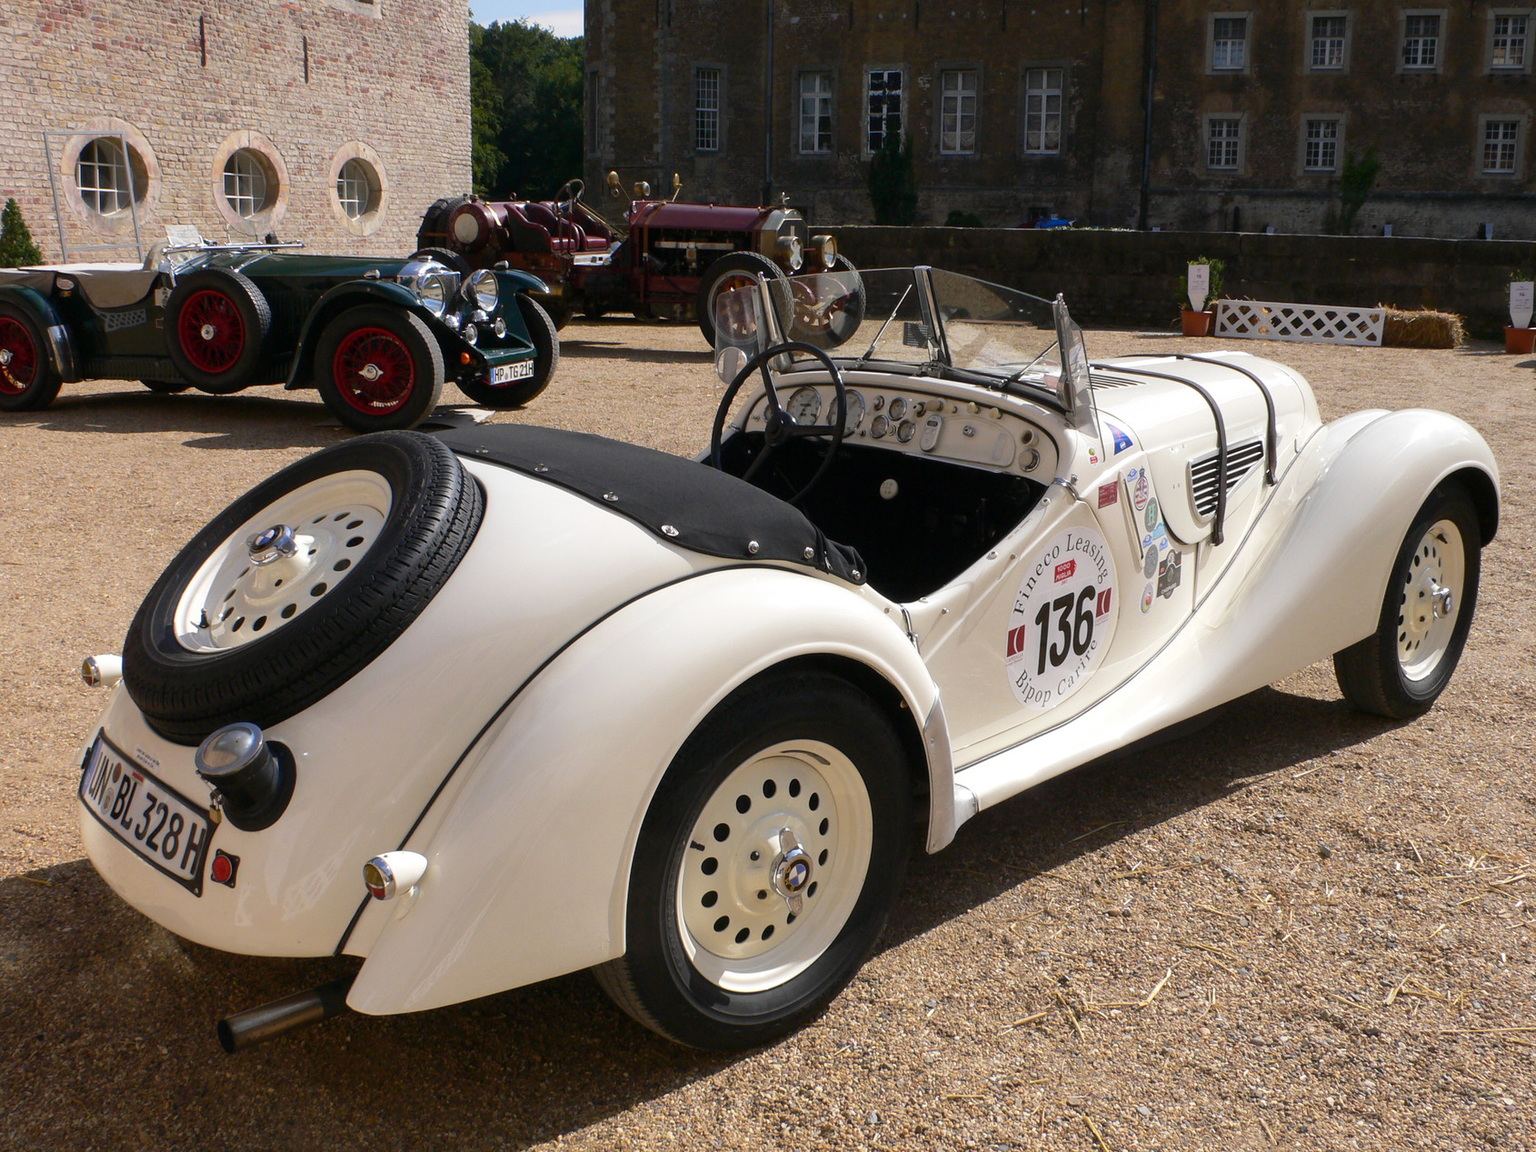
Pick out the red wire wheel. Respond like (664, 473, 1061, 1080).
(332, 327, 416, 415)
(315, 304, 444, 434)
(163, 269, 272, 393)
(0, 303, 63, 412)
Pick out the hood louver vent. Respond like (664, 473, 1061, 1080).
(1189, 439, 1266, 519)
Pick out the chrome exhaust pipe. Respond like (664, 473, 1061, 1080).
(216, 976, 354, 1053)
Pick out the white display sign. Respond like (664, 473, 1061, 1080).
(1004, 527, 1118, 711)
(1510, 281, 1533, 330)
(1186, 263, 1210, 312)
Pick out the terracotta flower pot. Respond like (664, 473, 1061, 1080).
(1504, 326, 1535, 354)
(1180, 309, 1214, 337)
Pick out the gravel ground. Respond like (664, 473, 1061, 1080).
(2, 319, 1532, 1152)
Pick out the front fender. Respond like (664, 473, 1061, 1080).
(284, 281, 426, 389)
(0, 284, 79, 381)
(494, 268, 548, 296)
(345, 568, 947, 1016)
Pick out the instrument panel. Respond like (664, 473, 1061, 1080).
(746, 382, 1058, 479)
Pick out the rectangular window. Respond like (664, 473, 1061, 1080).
(867, 69, 903, 152)
(1492, 14, 1529, 68)
(1212, 16, 1249, 70)
(1207, 117, 1242, 169)
(798, 73, 833, 154)
(695, 68, 721, 152)
(1311, 15, 1347, 68)
(1402, 14, 1441, 68)
(1483, 118, 1521, 172)
(939, 69, 978, 154)
(1023, 68, 1063, 154)
(1304, 118, 1340, 170)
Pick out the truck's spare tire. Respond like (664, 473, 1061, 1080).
(123, 431, 482, 743)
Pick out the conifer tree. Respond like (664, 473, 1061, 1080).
(0, 198, 44, 267)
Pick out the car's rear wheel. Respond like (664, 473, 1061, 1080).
(165, 269, 272, 393)
(1333, 484, 1481, 720)
(594, 670, 911, 1050)
(0, 304, 63, 411)
(696, 252, 787, 346)
(455, 295, 559, 409)
(122, 432, 482, 743)
(316, 305, 445, 433)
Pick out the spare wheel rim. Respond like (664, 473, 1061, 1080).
(173, 470, 393, 652)
(178, 289, 246, 374)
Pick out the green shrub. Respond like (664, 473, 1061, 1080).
(868, 135, 917, 225)
(0, 198, 43, 267)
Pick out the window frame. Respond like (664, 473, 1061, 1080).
(1398, 9, 1447, 74)
(693, 65, 723, 154)
(1479, 113, 1526, 175)
(865, 65, 905, 155)
(1300, 114, 1345, 173)
(1305, 10, 1351, 72)
(76, 136, 136, 218)
(1207, 12, 1252, 74)
(1203, 113, 1247, 172)
(937, 66, 980, 156)
(1021, 65, 1066, 156)
(1488, 9, 1533, 73)
(797, 70, 834, 156)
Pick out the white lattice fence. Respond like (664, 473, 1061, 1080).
(1213, 300, 1386, 346)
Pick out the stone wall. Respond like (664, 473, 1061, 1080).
(0, 0, 472, 263)
(828, 226, 1536, 336)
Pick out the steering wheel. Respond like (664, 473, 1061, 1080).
(709, 341, 847, 506)
(556, 179, 585, 215)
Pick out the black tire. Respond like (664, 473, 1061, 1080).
(593, 669, 912, 1050)
(456, 295, 559, 409)
(538, 298, 574, 331)
(0, 303, 64, 412)
(788, 255, 866, 350)
(1333, 484, 1482, 720)
(410, 247, 474, 277)
(695, 251, 788, 346)
(416, 196, 470, 251)
(165, 268, 272, 393)
(122, 432, 482, 743)
(141, 379, 190, 395)
(315, 305, 445, 434)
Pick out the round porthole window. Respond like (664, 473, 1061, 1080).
(75, 136, 149, 218)
(336, 158, 378, 220)
(328, 142, 389, 236)
(223, 149, 275, 219)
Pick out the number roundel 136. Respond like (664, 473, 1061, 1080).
(1004, 526, 1118, 711)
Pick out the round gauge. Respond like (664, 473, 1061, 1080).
(841, 390, 866, 434)
(786, 386, 822, 425)
(896, 419, 917, 443)
(888, 397, 908, 420)
(870, 414, 890, 439)
(871, 395, 885, 412)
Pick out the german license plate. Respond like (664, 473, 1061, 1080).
(79, 733, 212, 894)
(491, 360, 535, 385)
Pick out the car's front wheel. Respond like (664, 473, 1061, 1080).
(594, 670, 912, 1050)
(455, 295, 559, 409)
(1333, 483, 1482, 720)
(696, 251, 788, 346)
(316, 305, 445, 433)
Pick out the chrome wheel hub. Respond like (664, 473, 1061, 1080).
(0, 349, 11, 366)
(1397, 517, 1465, 681)
(676, 741, 873, 993)
(199, 323, 217, 342)
(174, 470, 393, 651)
(359, 363, 384, 382)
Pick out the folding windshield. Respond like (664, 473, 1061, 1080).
(711, 265, 1092, 415)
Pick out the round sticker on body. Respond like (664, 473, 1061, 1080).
(1003, 526, 1118, 711)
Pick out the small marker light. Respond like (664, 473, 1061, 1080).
(363, 851, 429, 900)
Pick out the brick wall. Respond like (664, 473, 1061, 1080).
(829, 225, 1536, 336)
(0, 0, 472, 263)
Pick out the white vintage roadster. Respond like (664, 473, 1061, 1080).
(77, 267, 1498, 1052)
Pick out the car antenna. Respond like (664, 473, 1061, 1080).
(855, 285, 912, 366)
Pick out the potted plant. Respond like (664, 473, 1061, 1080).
(1181, 257, 1224, 336)
(1504, 270, 1534, 353)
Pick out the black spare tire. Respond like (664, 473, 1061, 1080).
(123, 432, 483, 743)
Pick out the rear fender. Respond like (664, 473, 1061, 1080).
(345, 568, 948, 1016)
(0, 285, 79, 381)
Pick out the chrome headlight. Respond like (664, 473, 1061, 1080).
(465, 268, 499, 312)
(808, 233, 838, 270)
(775, 233, 804, 272)
(397, 258, 460, 317)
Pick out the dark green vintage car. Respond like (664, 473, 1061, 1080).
(0, 241, 559, 433)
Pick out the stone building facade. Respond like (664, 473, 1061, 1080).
(0, 0, 472, 263)
(584, 0, 1536, 239)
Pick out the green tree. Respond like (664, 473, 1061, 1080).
(1324, 147, 1381, 235)
(0, 198, 43, 267)
(868, 135, 917, 225)
(469, 20, 584, 200)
